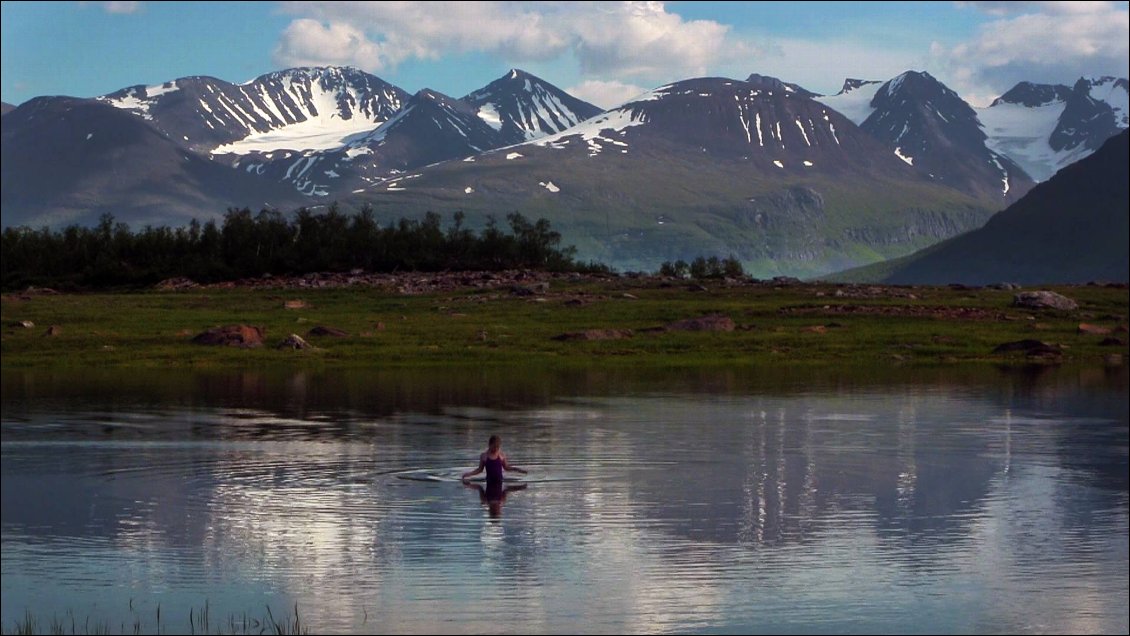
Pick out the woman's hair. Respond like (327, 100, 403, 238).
(488, 435, 501, 450)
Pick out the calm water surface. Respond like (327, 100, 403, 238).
(2, 366, 1127, 634)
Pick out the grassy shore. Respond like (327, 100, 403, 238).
(1, 275, 1127, 370)
(3, 601, 306, 635)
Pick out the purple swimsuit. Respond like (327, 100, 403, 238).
(484, 455, 505, 482)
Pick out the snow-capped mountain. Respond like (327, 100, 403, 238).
(834, 71, 1033, 202)
(462, 69, 603, 145)
(1, 96, 297, 228)
(1052, 77, 1128, 148)
(354, 88, 512, 164)
(99, 67, 408, 155)
(979, 76, 1128, 182)
(231, 70, 603, 197)
(228, 86, 522, 197)
(4, 63, 1124, 279)
(518, 76, 898, 169)
(990, 81, 1073, 108)
(350, 76, 999, 276)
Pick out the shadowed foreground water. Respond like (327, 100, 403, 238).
(2, 366, 1127, 634)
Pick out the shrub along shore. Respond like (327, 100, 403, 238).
(2, 269, 1126, 370)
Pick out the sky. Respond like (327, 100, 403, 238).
(2, 1, 1128, 109)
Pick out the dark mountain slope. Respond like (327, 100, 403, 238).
(1, 97, 297, 228)
(833, 130, 1129, 284)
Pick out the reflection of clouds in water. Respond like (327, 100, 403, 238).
(198, 443, 392, 625)
(953, 462, 1129, 633)
(3, 381, 1127, 633)
(803, 413, 879, 421)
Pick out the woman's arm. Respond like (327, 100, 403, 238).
(502, 455, 528, 474)
(462, 456, 485, 480)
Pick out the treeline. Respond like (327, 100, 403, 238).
(659, 255, 744, 280)
(1, 206, 605, 290)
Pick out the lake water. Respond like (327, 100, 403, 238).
(2, 366, 1127, 634)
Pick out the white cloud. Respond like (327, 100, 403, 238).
(274, 19, 394, 70)
(102, 1, 141, 14)
(957, 1, 1118, 17)
(566, 79, 651, 109)
(740, 37, 926, 96)
(941, 1, 1129, 96)
(273, 1, 758, 83)
(78, 1, 142, 13)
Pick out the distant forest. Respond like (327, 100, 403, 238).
(1, 206, 604, 290)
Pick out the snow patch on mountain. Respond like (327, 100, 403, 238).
(978, 99, 1067, 182)
(1090, 77, 1129, 125)
(477, 103, 503, 131)
(213, 115, 383, 154)
(979, 76, 1127, 181)
(532, 108, 647, 149)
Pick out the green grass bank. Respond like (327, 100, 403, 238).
(2, 275, 1126, 370)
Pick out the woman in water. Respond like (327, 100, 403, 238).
(462, 435, 527, 483)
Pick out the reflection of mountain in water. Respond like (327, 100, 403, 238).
(623, 396, 1003, 554)
(2, 366, 1126, 633)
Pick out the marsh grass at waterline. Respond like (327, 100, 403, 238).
(3, 601, 307, 635)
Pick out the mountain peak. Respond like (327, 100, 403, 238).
(838, 78, 881, 95)
(744, 73, 818, 98)
(412, 87, 456, 104)
(461, 69, 602, 143)
(1077, 75, 1128, 88)
(862, 70, 1033, 201)
(1048, 75, 1128, 154)
(989, 81, 1072, 108)
(882, 71, 946, 97)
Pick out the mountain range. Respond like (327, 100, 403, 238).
(830, 130, 1128, 285)
(2, 66, 1126, 278)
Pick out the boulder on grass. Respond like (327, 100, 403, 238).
(664, 315, 735, 332)
(191, 325, 264, 348)
(1013, 291, 1077, 311)
(307, 325, 350, 337)
(277, 334, 316, 350)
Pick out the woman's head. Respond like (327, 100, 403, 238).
(488, 435, 501, 451)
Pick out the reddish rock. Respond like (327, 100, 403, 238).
(307, 325, 349, 337)
(664, 315, 735, 332)
(191, 325, 265, 348)
(552, 329, 634, 341)
(801, 325, 827, 334)
(43, 325, 62, 336)
(284, 300, 307, 309)
(1078, 323, 1112, 335)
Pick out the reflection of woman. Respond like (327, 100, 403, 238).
(461, 435, 527, 483)
(465, 481, 527, 518)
